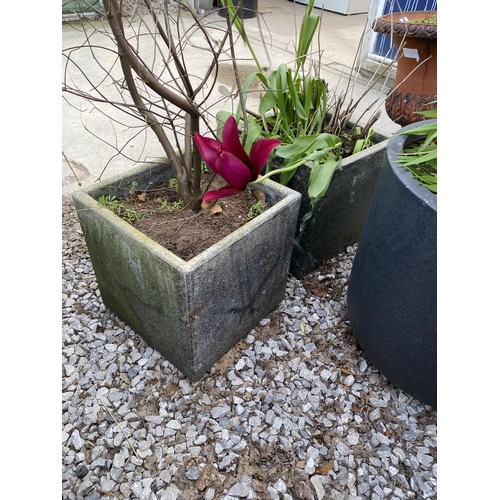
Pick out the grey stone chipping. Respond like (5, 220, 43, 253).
(62, 196, 437, 499)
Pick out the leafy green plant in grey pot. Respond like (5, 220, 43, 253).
(346, 114, 437, 407)
(222, 1, 394, 278)
(276, 128, 389, 278)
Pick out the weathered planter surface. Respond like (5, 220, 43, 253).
(72, 160, 301, 381)
(278, 130, 390, 278)
(347, 121, 437, 407)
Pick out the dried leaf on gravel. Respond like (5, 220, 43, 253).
(243, 464, 266, 481)
(251, 479, 266, 494)
(213, 347, 239, 374)
(311, 284, 328, 297)
(194, 462, 213, 491)
(291, 479, 315, 500)
(119, 373, 131, 387)
(163, 383, 178, 397)
(315, 462, 332, 475)
(340, 366, 355, 375)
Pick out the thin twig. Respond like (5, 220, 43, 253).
(62, 151, 82, 186)
(97, 397, 142, 463)
(171, 207, 208, 237)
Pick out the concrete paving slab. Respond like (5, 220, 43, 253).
(62, 0, 399, 194)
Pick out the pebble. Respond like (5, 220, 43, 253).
(70, 429, 84, 451)
(62, 197, 437, 500)
(186, 466, 201, 480)
(211, 405, 231, 419)
(310, 476, 326, 500)
(113, 452, 125, 468)
(161, 484, 181, 500)
(75, 464, 88, 479)
(166, 419, 182, 430)
(228, 482, 250, 497)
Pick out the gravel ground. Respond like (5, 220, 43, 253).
(62, 194, 437, 500)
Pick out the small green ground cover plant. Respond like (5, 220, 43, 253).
(97, 177, 186, 223)
(246, 200, 267, 220)
(408, 15, 437, 24)
(98, 195, 150, 224)
(155, 197, 185, 211)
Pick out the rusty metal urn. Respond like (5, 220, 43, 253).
(373, 11, 437, 126)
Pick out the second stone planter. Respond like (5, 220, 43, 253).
(72, 159, 301, 381)
(278, 130, 390, 278)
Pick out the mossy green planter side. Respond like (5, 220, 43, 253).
(278, 131, 390, 278)
(73, 161, 301, 381)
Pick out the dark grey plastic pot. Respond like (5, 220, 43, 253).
(72, 160, 301, 381)
(346, 120, 437, 407)
(276, 130, 390, 278)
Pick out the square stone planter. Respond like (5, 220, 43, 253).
(279, 130, 390, 278)
(72, 160, 301, 381)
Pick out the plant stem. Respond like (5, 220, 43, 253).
(103, 0, 199, 117)
(106, 0, 194, 207)
(251, 159, 305, 184)
(222, 0, 263, 73)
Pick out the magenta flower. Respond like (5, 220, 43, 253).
(194, 116, 281, 202)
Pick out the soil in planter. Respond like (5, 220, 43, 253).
(105, 174, 268, 261)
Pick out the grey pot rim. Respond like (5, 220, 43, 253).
(385, 119, 437, 211)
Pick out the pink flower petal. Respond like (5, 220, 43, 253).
(215, 151, 253, 190)
(194, 133, 220, 172)
(222, 116, 251, 168)
(249, 138, 281, 178)
(203, 186, 243, 202)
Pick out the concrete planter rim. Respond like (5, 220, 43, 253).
(73, 162, 300, 272)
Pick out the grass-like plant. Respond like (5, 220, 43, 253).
(219, 0, 393, 221)
(396, 105, 437, 194)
